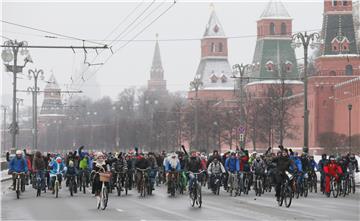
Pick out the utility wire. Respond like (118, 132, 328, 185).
(1, 20, 107, 46)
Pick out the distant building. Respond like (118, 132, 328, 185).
(147, 36, 167, 93)
(188, 6, 235, 102)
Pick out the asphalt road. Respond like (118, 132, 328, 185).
(1, 180, 359, 221)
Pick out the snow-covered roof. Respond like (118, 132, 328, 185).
(203, 9, 226, 38)
(195, 58, 234, 90)
(246, 80, 303, 86)
(260, 0, 291, 19)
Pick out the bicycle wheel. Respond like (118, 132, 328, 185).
(197, 184, 202, 208)
(117, 177, 121, 196)
(125, 176, 129, 195)
(303, 179, 308, 198)
(55, 181, 59, 198)
(244, 178, 249, 195)
(258, 180, 262, 196)
(101, 186, 108, 210)
(190, 186, 196, 207)
(278, 188, 284, 207)
(70, 179, 73, 197)
(82, 175, 86, 194)
(16, 178, 20, 199)
(332, 180, 339, 198)
(284, 184, 292, 208)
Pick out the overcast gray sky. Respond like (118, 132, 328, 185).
(1, 0, 324, 106)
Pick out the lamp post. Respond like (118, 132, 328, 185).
(348, 104, 352, 153)
(232, 63, 258, 149)
(27, 69, 44, 150)
(1, 106, 7, 151)
(2, 40, 33, 149)
(15, 98, 24, 124)
(145, 99, 158, 151)
(292, 32, 320, 153)
(190, 74, 203, 152)
(87, 111, 97, 148)
(112, 106, 123, 148)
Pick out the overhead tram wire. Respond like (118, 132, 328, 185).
(67, 0, 158, 91)
(75, 1, 177, 91)
(0, 20, 107, 47)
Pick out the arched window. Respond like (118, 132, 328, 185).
(270, 23, 275, 35)
(218, 43, 223, 52)
(345, 65, 353, 75)
(281, 23, 287, 35)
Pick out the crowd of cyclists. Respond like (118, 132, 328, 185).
(5, 144, 359, 209)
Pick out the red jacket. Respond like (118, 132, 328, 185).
(324, 162, 343, 176)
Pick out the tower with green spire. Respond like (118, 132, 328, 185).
(251, 0, 298, 80)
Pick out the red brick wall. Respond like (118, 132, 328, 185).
(256, 19, 292, 38)
(324, 0, 352, 13)
(201, 38, 228, 57)
(315, 56, 360, 76)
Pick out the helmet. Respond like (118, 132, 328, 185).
(16, 150, 23, 155)
(69, 160, 74, 167)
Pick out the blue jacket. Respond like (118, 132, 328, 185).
(164, 159, 181, 172)
(49, 160, 65, 175)
(310, 159, 318, 171)
(225, 157, 240, 173)
(290, 156, 302, 173)
(9, 157, 28, 173)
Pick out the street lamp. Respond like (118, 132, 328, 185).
(2, 40, 33, 149)
(87, 111, 97, 148)
(1, 106, 8, 151)
(15, 98, 23, 124)
(27, 69, 44, 150)
(232, 63, 259, 149)
(190, 74, 203, 151)
(145, 99, 158, 151)
(348, 104, 352, 153)
(292, 32, 321, 153)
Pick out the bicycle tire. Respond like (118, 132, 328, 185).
(55, 181, 59, 198)
(101, 186, 108, 210)
(70, 179, 73, 197)
(197, 184, 202, 208)
(16, 178, 20, 199)
(284, 185, 292, 208)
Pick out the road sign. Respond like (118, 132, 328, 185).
(239, 126, 245, 133)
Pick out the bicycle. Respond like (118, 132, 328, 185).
(347, 169, 356, 194)
(188, 171, 204, 208)
(254, 173, 264, 196)
(68, 175, 77, 196)
(168, 171, 178, 197)
(278, 171, 293, 208)
(115, 171, 128, 196)
(228, 172, 239, 197)
(210, 173, 222, 195)
(242, 171, 251, 195)
(327, 175, 340, 198)
(308, 170, 317, 193)
(178, 170, 187, 195)
(79, 170, 88, 194)
(13, 172, 25, 199)
(35, 171, 44, 197)
(137, 168, 150, 197)
(52, 173, 62, 198)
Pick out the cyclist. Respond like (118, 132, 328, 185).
(135, 153, 150, 193)
(65, 160, 78, 193)
(252, 155, 266, 187)
(165, 153, 181, 193)
(111, 152, 128, 191)
(32, 151, 46, 191)
(49, 156, 65, 194)
(91, 152, 110, 202)
(148, 152, 158, 191)
(318, 154, 328, 192)
(207, 157, 225, 193)
(324, 156, 343, 196)
(348, 153, 359, 173)
(225, 151, 240, 192)
(273, 149, 296, 202)
(8, 150, 28, 191)
(186, 150, 203, 193)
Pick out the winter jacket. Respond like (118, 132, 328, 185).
(9, 157, 28, 173)
(33, 156, 45, 171)
(252, 159, 266, 174)
(79, 158, 89, 170)
(135, 157, 150, 169)
(186, 157, 202, 173)
(207, 161, 225, 175)
(225, 157, 240, 173)
(164, 157, 181, 172)
(273, 156, 294, 173)
(49, 160, 65, 176)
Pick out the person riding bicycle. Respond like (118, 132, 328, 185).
(207, 157, 225, 193)
(324, 156, 343, 196)
(8, 150, 28, 191)
(290, 152, 303, 190)
(273, 149, 296, 202)
(32, 151, 46, 191)
(135, 153, 151, 193)
(148, 152, 158, 191)
(110, 152, 128, 191)
(186, 150, 203, 193)
(65, 160, 78, 193)
(225, 151, 240, 191)
(49, 156, 65, 194)
(91, 152, 110, 202)
(165, 152, 181, 193)
(318, 154, 328, 192)
(348, 153, 359, 173)
(252, 155, 266, 184)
